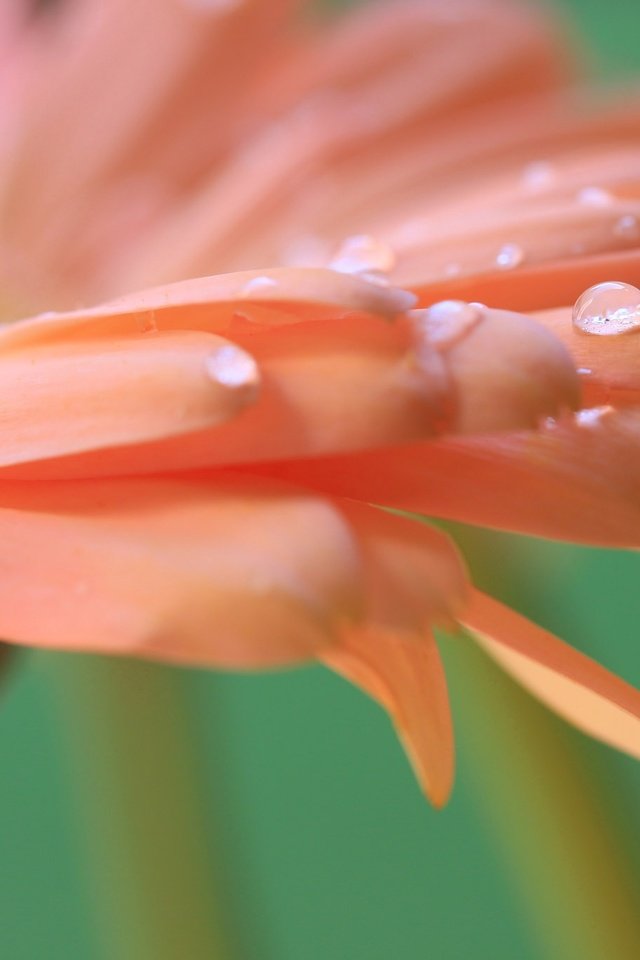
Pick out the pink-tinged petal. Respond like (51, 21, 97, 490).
(257, 409, 640, 548)
(117, 0, 572, 286)
(0, 331, 260, 467)
(0, 476, 363, 669)
(460, 590, 640, 760)
(322, 627, 455, 807)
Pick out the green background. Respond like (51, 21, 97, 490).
(2, 2, 640, 958)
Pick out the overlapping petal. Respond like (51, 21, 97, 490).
(461, 590, 640, 760)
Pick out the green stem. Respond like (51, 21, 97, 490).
(444, 639, 640, 960)
(47, 654, 231, 960)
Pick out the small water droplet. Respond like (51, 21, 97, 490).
(577, 186, 612, 207)
(577, 367, 592, 376)
(573, 281, 640, 336)
(522, 160, 554, 191)
(241, 275, 279, 296)
(330, 235, 395, 276)
(496, 243, 524, 270)
(444, 262, 461, 278)
(142, 310, 158, 333)
(576, 405, 614, 427)
(205, 344, 259, 389)
(613, 213, 639, 240)
(412, 301, 482, 348)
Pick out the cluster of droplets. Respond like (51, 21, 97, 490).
(572, 281, 640, 336)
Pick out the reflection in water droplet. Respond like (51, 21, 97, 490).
(573, 281, 640, 336)
(614, 214, 640, 240)
(577, 186, 612, 207)
(577, 367, 592, 376)
(496, 243, 524, 269)
(206, 344, 259, 389)
(330, 235, 396, 276)
(412, 300, 482, 348)
(576, 405, 614, 427)
(522, 160, 554, 191)
(241, 275, 279, 296)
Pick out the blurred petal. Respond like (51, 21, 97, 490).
(323, 627, 455, 807)
(0, 476, 363, 668)
(460, 590, 640, 760)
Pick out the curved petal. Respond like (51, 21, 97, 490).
(460, 589, 640, 760)
(0, 476, 363, 669)
(258, 409, 640, 547)
(0, 331, 260, 466)
(322, 627, 455, 807)
(4, 268, 415, 347)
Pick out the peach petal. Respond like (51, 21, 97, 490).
(0, 331, 261, 467)
(0, 476, 363, 668)
(322, 627, 454, 807)
(3, 268, 415, 348)
(460, 590, 640, 760)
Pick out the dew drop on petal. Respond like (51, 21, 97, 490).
(330, 235, 396, 276)
(412, 300, 482, 348)
(206, 344, 260, 390)
(496, 243, 524, 269)
(613, 214, 640, 240)
(573, 281, 640, 336)
(576, 405, 614, 427)
(241, 275, 279, 296)
(577, 186, 612, 207)
(522, 160, 554, 191)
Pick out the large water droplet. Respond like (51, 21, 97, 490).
(496, 243, 524, 269)
(206, 344, 259, 389)
(573, 281, 640, 336)
(412, 300, 482, 348)
(330, 235, 396, 276)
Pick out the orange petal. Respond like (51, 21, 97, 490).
(258, 409, 640, 547)
(0, 476, 363, 669)
(460, 589, 640, 760)
(322, 626, 455, 807)
(0, 331, 260, 466)
(337, 500, 469, 634)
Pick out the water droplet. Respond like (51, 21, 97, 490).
(241, 275, 279, 296)
(576, 405, 614, 427)
(522, 160, 554, 191)
(205, 344, 259, 389)
(444, 262, 461, 278)
(412, 301, 482, 348)
(577, 186, 612, 207)
(573, 281, 640, 336)
(614, 214, 639, 240)
(330, 235, 396, 276)
(577, 367, 592, 376)
(496, 243, 524, 270)
(142, 310, 158, 333)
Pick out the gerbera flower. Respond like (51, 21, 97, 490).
(0, 0, 638, 807)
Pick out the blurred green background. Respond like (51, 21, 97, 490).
(2, 2, 640, 958)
